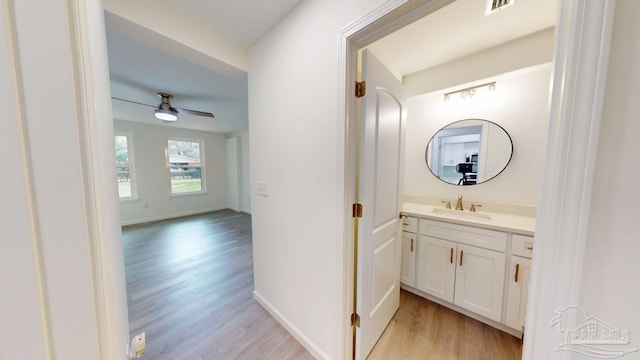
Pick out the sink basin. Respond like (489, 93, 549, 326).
(431, 207, 492, 220)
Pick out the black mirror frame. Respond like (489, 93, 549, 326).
(424, 119, 513, 186)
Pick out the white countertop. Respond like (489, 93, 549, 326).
(402, 202, 536, 235)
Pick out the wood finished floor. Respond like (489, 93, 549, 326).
(123, 210, 313, 360)
(124, 210, 521, 360)
(367, 290, 523, 360)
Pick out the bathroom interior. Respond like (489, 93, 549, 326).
(362, 0, 557, 357)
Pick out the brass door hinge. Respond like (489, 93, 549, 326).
(352, 203, 363, 218)
(351, 313, 361, 327)
(355, 81, 366, 98)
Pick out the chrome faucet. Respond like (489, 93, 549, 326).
(455, 194, 464, 211)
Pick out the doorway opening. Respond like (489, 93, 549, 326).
(342, 0, 558, 358)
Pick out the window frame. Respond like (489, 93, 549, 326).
(166, 137, 207, 196)
(114, 132, 138, 201)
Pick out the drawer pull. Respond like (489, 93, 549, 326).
(526, 245, 534, 251)
(459, 250, 464, 266)
(515, 263, 520, 283)
(402, 221, 409, 226)
(450, 248, 454, 264)
(410, 238, 414, 252)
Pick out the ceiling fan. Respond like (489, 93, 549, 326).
(112, 92, 215, 122)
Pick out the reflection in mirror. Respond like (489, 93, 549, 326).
(425, 119, 513, 186)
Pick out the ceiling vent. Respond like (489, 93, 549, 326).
(486, 0, 515, 15)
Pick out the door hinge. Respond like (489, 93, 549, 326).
(352, 203, 363, 218)
(351, 312, 361, 327)
(355, 81, 366, 98)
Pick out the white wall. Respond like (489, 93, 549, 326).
(404, 64, 552, 207)
(576, 0, 640, 356)
(114, 120, 229, 225)
(227, 137, 241, 211)
(231, 129, 251, 213)
(404, 27, 555, 97)
(103, 1, 248, 72)
(248, 0, 387, 358)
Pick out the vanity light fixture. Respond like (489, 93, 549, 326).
(443, 81, 496, 101)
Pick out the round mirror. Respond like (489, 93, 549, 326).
(425, 119, 513, 186)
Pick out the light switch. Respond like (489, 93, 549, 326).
(257, 181, 269, 197)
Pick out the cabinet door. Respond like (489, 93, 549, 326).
(505, 256, 532, 330)
(417, 236, 456, 303)
(400, 232, 416, 286)
(454, 244, 506, 322)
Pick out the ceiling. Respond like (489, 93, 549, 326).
(105, 0, 304, 134)
(106, 17, 250, 134)
(106, 0, 556, 134)
(367, 0, 557, 78)
(151, 0, 306, 50)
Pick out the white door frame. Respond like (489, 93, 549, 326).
(60, 0, 130, 358)
(337, 0, 615, 358)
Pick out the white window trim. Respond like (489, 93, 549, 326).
(115, 131, 138, 201)
(166, 137, 207, 196)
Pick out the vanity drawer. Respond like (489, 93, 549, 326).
(420, 219, 507, 252)
(401, 216, 418, 233)
(511, 234, 534, 259)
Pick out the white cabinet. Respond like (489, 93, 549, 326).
(405, 218, 511, 324)
(454, 244, 506, 322)
(400, 232, 416, 287)
(401, 216, 417, 233)
(417, 236, 456, 302)
(416, 235, 506, 322)
(400, 212, 534, 336)
(505, 255, 532, 330)
(400, 216, 418, 287)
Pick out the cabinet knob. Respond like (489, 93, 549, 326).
(410, 238, 414, 252)
(515, 263, 520, 283)
(450, 248, 454, 264)
(459, 250, 464, 266)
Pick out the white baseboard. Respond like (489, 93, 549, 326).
(253, 291, 330, 360)
(120, 206, 228, 226)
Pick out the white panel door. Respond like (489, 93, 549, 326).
(454, 244, 506, 322)
(356, 49, 406, 359)
(505, 256, 532, 330)
(417, 236, 456, 303)
(400, 232, 416, 286)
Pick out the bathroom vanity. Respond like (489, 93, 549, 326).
(400, 202, 534, 337)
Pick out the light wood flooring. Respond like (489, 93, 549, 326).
(122, 210, 313, 360)
(367, 290, 523, 360)
(123, 210, 521, 360)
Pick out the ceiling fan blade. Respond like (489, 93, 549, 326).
(176, 108, 215, 118)
(111, 97, 156, 108)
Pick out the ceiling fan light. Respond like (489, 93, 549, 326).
(154, 108, 178, 121)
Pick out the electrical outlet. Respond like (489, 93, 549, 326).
(129, 332, 145, 359)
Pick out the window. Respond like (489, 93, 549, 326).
(167, 139, 204, 194)
(114, 134, 137, 199)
